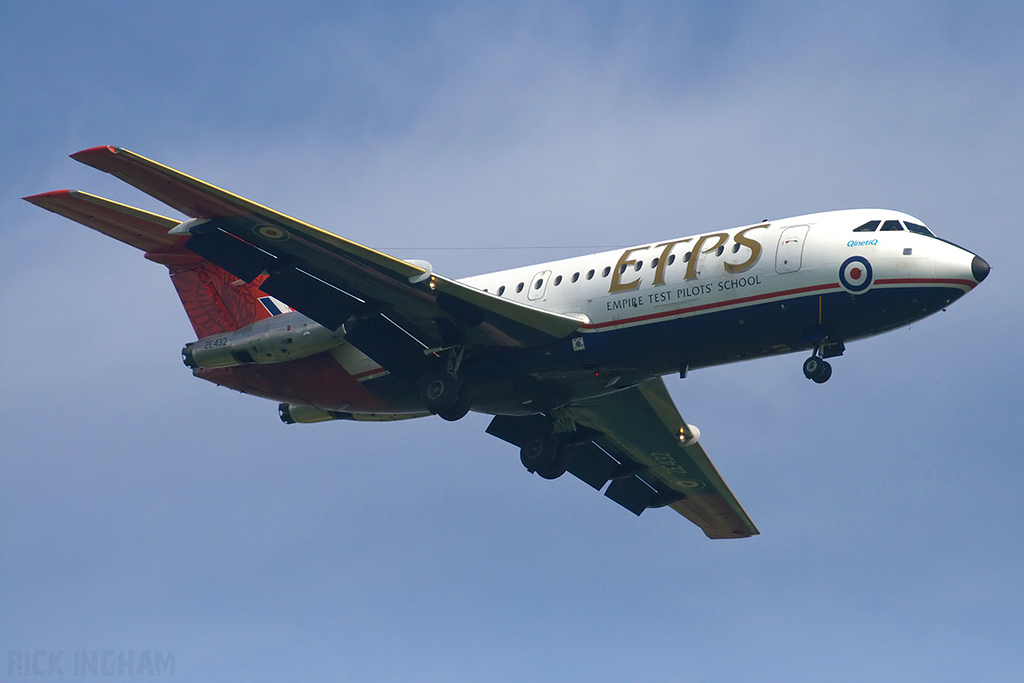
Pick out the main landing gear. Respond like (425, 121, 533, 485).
(485, 414, 574, 481)
(418, 347, 472, 421)
(419, 370, 472, 421)
(802, 355, 832, 384)
(519, 435, 568, 480)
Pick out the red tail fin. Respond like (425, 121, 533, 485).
(168, 263, 275, 337)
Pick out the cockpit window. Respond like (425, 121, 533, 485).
(904, 221, 934, 237)
(854, 217, 936, 237)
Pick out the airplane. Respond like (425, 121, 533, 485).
(24, 146, 990, 539)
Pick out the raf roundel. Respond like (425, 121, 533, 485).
(254, 224, 289, 241)
(839, 255, 873, 293)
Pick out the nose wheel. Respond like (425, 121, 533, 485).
(802, 355, 832, 384)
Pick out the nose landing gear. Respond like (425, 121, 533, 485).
(802, 338, 843, 384)
(802, 355, 832, 384)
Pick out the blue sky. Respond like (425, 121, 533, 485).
(2, 2, 1022, 681)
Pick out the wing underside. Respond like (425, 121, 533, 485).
(489, 378, 759, 538)
(60, 146, 582, 358)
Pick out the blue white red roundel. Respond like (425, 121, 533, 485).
(839, 256, 873, 293)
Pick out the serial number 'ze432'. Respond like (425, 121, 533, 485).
(25, 147, 989, 538)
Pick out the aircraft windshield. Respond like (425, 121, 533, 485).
(903, 221, 934, 236)
(852, 219, 935, 237)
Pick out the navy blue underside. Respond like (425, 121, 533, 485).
(359, 284, 966, 415)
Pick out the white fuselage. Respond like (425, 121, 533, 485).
(460, 208, 976, 336)
(211, 207, 986, 417)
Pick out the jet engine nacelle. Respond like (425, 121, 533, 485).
(183, 313, 345, 369)
(278, 403, 428, 424)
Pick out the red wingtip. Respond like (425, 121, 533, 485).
(22, 189, 75, 203)
(69, 145, 119, 162)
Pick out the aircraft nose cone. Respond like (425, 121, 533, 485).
(971, 255, 990, 283)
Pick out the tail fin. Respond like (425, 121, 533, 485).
(166, 264, 274, 337)
(24, 190, 276, 337)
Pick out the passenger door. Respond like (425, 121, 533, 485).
(776, 225, 809, 274)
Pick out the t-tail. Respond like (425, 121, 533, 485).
(23, 190, 276, 336)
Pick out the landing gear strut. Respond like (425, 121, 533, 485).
(802, 355, 832, 384)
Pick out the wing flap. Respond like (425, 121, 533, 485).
(69, 146, 581, 348)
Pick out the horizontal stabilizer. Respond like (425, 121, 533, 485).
(23, 190, 186, 255)
(23, 189, 277, 336)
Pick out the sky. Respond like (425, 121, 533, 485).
(2, 1, 1022, 680)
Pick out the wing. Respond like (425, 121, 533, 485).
(568, 378, 758, 538)
(67, 147, 582, 361)
(489, 378, 758, 538)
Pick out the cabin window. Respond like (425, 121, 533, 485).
(497, 286, 505, 296)
(533, 278, 543, 290)
(880, 220, 904, 231)
(651, 257, 660, 268)
(516, 282, 524, 293)
(853, 220, 880, 232)
(586, 269, 595, 280)
(602, 266, 611, 277)
(716, 246, 725, 256)
(619, 263, 628, 274)
(554, 275, 562, 286)
(684, 251, 692, 262)
(732, 243, 741, 253)
(635, 260, 643, 271)
(668, 254, 675, 265)
(572, 272, 580, 283)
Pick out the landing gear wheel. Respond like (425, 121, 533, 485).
(802, 356, 832, 383)
(536, 457, 568, 480)
(520, 436, 567, 479)
(419, 372, 461, 413)
(436, 384, 472, 422)
(814, 361, 832, 384)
